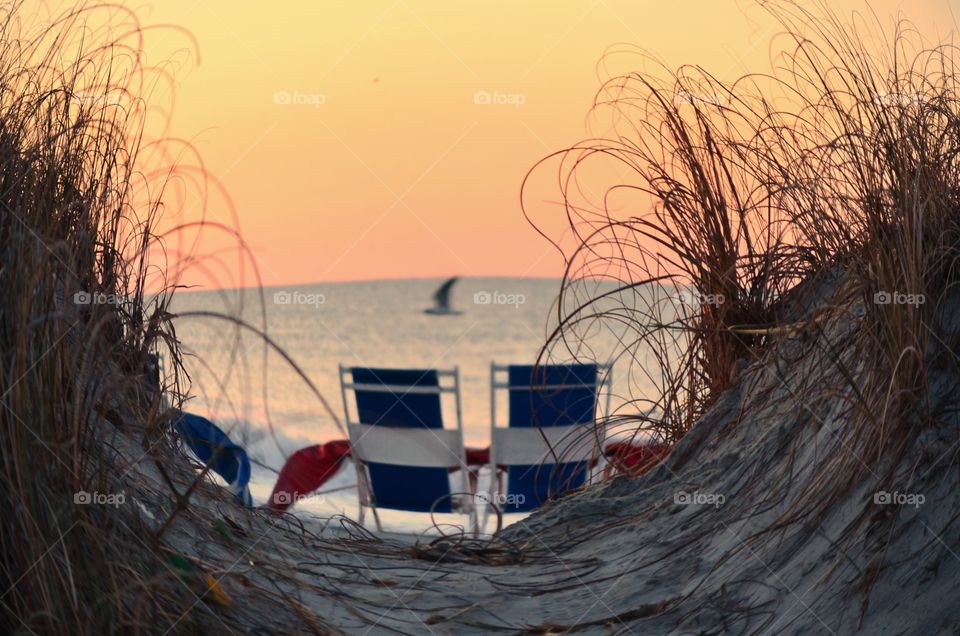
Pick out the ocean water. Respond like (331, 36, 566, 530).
(169, 277, 646, 531)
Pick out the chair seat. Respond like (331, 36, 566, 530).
(366, 464, 456, 513)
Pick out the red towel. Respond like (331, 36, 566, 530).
(464, 446, 490, 466)
(603, 440, 669, 476)
(268, 440, 351, 513)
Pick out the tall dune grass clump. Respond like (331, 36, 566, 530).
(526, 0, 960, 489)
(0, 3, 204, 632)
(518, 7, 960, 623)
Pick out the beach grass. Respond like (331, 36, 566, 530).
(529, 1, 960, 463)
(0, 2, 216, 631)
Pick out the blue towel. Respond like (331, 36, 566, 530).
(173, 412, 253, 506)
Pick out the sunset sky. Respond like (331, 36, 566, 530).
(44, 1, 959, 287)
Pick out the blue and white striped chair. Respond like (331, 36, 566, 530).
(339, 365, 477, 533)
(483, 363, 611, 526)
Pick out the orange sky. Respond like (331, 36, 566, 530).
(44, 1, 960, 287)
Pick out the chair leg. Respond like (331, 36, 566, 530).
(371, 505, 383, 532)
(468, 469, 479, 503)
(356, 463, 380, 532)
(479, 501, 489, 536)
(478, 469, 499, 536)
(467, 468, 481, 536)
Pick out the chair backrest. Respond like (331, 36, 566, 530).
(490, 363, 609, 512)
(340, 366, 466, 513)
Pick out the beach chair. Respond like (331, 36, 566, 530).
(483, 363, 611, 526)
(338, 365, 477, 533)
